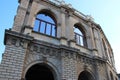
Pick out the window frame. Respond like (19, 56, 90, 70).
(33, 11, 57, 37)
(74, 24, 87, 47)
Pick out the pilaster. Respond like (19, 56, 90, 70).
(89, 23, 98, 56)
(23, 25, 33, 35)
(60, 8, 67, 46)
(12, 0, 29, 32)
(26, 1, 38, 28)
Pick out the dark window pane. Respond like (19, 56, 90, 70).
(40, 22, 45, 33)
(74, 26, 85, 46)
(52, 25, 56, 37)
(46, 24, 51, 35)
(33, 20, 39, 31)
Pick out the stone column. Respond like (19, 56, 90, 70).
(90, 23, 98, 56)
(12, 0, 29, 32)
(67, 16, 76, 48)
(93, 60, 100, 80)
(23, 1, 39, 36)
(60, 9, 67, 45)
(26, 1, 38, 28)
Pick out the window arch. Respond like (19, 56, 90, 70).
(74, 24, 87, 47)
(33, 10, 57, 37)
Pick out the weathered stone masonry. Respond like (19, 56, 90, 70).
(0, 0, 118, 80)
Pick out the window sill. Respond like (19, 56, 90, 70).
(32, 31, 60, 40)
(76, 43, 89, 49)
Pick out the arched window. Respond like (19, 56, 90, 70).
(74, 24, 87, 47)
(33, 11, 57, 37)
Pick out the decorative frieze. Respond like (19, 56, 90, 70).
(77, 54, 105, 68)
(5, 36, 29, 49)
(28, 43, 60, 59)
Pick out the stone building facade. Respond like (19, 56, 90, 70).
(0, 0, 118, 80)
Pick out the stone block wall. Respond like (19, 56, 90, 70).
(0, 45, 25, 80)
(0, 30, 32, 80)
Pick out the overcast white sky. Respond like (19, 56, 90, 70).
(0, 0, 120, 73)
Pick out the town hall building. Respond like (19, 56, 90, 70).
(0, 0, 118, 80)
